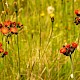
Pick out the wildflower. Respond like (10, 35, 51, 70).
(40, 11, 45, 17)
(60, 42, 78, 56)
(50, 13, 54, 22)
(47, 6, 54, 14)
(4, 51, 8, 55)
(3, 20, 11, 27)
(11, 22, 16, 27)
(74, 16, 80, 25)
(60, 47, 66, 54)
(2, 51, 8, 58)
(72, 42, 78, 48)
(17, 22, 23, 28)
(10, 27, 18, 34)
(75, 10, 80, 16)
(65, 44, 70, 48)
(1, 27, 9, 35)
(75, 10, 79, 15)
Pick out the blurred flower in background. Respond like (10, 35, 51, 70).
(40, 11, 45, 17)
(47, 6, 54, 14)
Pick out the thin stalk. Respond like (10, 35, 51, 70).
(15, 1, 20, 77)
(17, 34, 20, 75)
(43, 21, 54, 55)
(69, 54, 76, 80)
(72, 0, 75, 39)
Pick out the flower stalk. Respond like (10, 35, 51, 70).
(69, 54, 76, 80)
(60, 42, 77, 80)
(14, 1, 20, 76)
(43, 14, 54, 54)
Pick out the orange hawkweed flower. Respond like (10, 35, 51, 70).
(17, 22, 23, 28)
(4, 51, 8, 55)
(72, 42, 78, 48)
(75, 10, 80, 16)
(75, 10, 79, 14)
(3, 20, 11, 27)
(2, 51, 8, 58)
(1, 27, 9, 35)
(10, 27, 18, 34)
(11, 22, 16, 27)
(65, 44, 70, 48)
(60, 47, 66, 54)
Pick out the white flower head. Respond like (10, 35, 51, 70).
(70, 74, 74, 79)
(47, 6, 54, 14)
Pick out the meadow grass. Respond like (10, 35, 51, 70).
(0, 0, 80, 80)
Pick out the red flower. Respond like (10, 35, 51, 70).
(3, 20, 11, 27)
(1, 27, 9, 35)
(72, 42, 78, 48)
(11, 22, 16, 27)
(4, 51, 8, 55)
(75, 10, 79, 14)
(0, 48, 4, 53)
(65, 44, 70, 48)
(60, 47, 66, 54)
(10, 27, 18, 34)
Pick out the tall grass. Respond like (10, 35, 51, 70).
(0, 0, 80, 80)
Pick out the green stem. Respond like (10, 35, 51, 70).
(72, 0, 75, 39)
(70, 54, 76, 80)
(43, 21, 54, 54)
(15, 1, 20, 76)
(17, 34, 20, 75)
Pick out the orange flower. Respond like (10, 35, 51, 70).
(4, 51, 8, 55)
(17, 22, 23, 28)
(72, 42, 78, 48)
(60, 47, 66, 54)
(75, 10, 79, 14)
(1, 27, 9, 35)
(10, 27, 18, 34)
(3, 20, 11, 27)
(11, 22, 16, 27)
(2, 51, 8, 58)
(65, 44, 70, 48)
